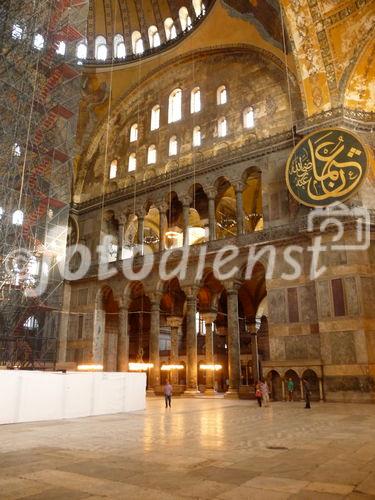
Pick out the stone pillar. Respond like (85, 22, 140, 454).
(225, 283, 241, 397)
(250, 331, 260, 383)
(300, 379, 304, 400)
(159, 204, 168, 252)
(148, 294, 161, 394)
(206, 188, 216, 241)
(117, 301, 129, 371)
(117, 222, 124, 261)
(166, 316, 183, 385)
(184, 288, 199, 394)
(137, 213, 145, 245)
(319, 378, 324, 402)
(57, 283, 71, 364)
(182, 197, 191, 246)
(234, 181, 245, 236)
(282, 379, 286, 401)
(201, 311, 217, 394)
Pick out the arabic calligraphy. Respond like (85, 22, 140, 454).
(286, 128, 369, 207)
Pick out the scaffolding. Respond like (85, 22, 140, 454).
(0, 0, 88, 369)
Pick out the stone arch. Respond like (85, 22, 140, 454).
(285, 369, 300, 401)
(267, 369, 283, 401)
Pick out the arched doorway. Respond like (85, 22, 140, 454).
(268, 370, 283, 401)
(303, 369, 320, 401)
(285, 369, 300, 401)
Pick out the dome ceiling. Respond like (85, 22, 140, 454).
(86, 0, 212, 60)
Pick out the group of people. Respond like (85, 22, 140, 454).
(255, 377, 311, 408)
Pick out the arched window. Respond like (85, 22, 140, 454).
(218, 117, 227, 137)
(151, 105, 160, 131)
(114, 34, 126, 58)
(190, 87, 201, 113)
(193, 0, 206, 16)
(243, 106, 255, 129)
(130, 123, 138, 142)
(95, 35, 107, 60)
(33, 33, 44, 50)
(148, 26, 160, 48)
(56, 40, 66, 55)
(128, 153, 137, 172)
(13, 143, 21, 156)
(132, 31, 144, 54)
(164, 18, 177, 41)
(193, 126, 201, 147)
(169, 136, 178, 156)
(24, 316, 39, 331)
(179, 7, 192, 31)
(76, 40, 87, 59)
(12, 24, 23, 40)
(28, 256, 39, 276)
(109, 159, 117, 179)
(147, 145, 157, 164)
(217, 85, 227, 105)
(168, 88, 182, 123)
(12, 209, 24, 226)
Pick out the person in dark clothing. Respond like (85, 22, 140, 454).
(255, 382, 262, 407)
(302, 378, 311, 409)
(164, 381, 172, 408)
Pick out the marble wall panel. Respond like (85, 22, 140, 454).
(268, 289, 287, 324)
(330, 331, 356, 365)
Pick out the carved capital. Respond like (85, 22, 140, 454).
(224, 279, 242, 294)
(233, 180, 246, 193)
(204, 187, 217, 200)
(181, 195, 192, 207)
(158, 201, 169, 215)
(166, 316, 184, 328)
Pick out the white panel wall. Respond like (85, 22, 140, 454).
(0, 371, 146, 424)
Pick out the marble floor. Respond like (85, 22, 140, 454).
(1, 398, 375, 499)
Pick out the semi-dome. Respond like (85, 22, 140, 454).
(82, 0, 212, 63)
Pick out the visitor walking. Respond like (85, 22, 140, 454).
(164, 381, 172, 408)
(287, 378, 295, 401)
(302, 378, 311, 409)
(260, 379, 269, 407)
(255, 382, 262, 407)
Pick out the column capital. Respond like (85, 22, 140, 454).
(181, 195, 192, 207)
(136, 209, 146, 219)
(182, 285, 199, 300)
(200, 311, 217, 324)
(118, 297, 130, 309)
(149, 291, 162, 307)
(205, 187, 217, 200)
(224, 280, 242, 294)
(118, 214, 128, 225)
(233, 180, 246, 193)
(166, 315, 184, 328)
(158, 202, 169, 215)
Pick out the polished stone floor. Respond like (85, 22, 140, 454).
(1, 398, 375, 499)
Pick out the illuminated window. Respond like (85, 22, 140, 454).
(76, 40, 87, 59)
(33, 33, 44, 50)
(243, 106, 254, 129)
(190, 87, 201, 113)
(95, 36, 107, 60)
(179, 7, 192, 31)
(13, 143, 21, 156)
(12, 209, 24, 226)
(130, 123, 138, 142)
(12, 24, 23, 40)
(132, 31, 144, 54)
(109, 159, 117, 179)
(196, 311, 206, 335)
(148, 26, 160, 48)
(193, 0, 206, 16)
(147, 145, 157, 164)
(218, 117, 227, 137)
(56, 41, 66, 55)
(28, 256, 39, 276)
(24, 316, 39, 331)
(193, 126, 201, 147)
(151, 105, 160, 131)
(217, 85, 227, 105)
(128, 153, 136, 172)
(114, 34, 126, 58)
(169, 136, 178, 156)
(164, 18, 177, 41)
(168, 88, 182, 123)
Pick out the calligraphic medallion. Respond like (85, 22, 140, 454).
(286, 128, 369, 207)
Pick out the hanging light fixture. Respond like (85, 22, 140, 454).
(200, 364, 222, 371)
(129, 362, 154, 371)
(160, 364, 184, 371)
(77, 364, 104, 371)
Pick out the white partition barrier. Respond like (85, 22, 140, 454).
(0, 371, 146, 424)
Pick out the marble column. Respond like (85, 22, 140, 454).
(117, 302, 129, 371)
(234, 181, 245, 236)
(57, 283, 71, 363)
(159, 204, 168, 252)
(137, 214, 145, 245)
(250, 331, 260, 383)
(166, 316, 183, 385)
(226, 284, 241, 397)
(201, 311, 217, 394)
(206, 189, 216, 241)
(149, 294, 161, 393)
(184, 290, 199, 394)
(182, 197, 191, 246)
(319, 378, 324, 401)
(117, 222, 124, 261)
